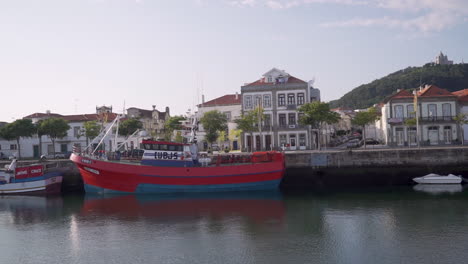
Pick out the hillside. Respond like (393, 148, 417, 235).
(329, 63, 468, 109)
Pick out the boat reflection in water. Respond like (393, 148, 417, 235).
(413, 184, 464, 195)
(0, 195, 65, 225)
(81, 191, 285, 225)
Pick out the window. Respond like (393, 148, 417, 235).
(407, 105, 415, 118)
(264, 114, 271, 127)
(60, 144, 68, 153)
(74, 126, 81, 138)
(428, 104, 437, 119)
(278, 94, 285, 106)
(10, 144, 17, 150)
(279, 134, 287, 146)
(267, 76, 272, 83)
(297, 93, 305, 105)
(223, 111, 231, 121)
(298, 112, 304, 124)
(254, 95, 262, 107)
(288, 113, 296, 125)
(442, 103, 451, 119)
(299, 134, 306, 147)
(279, 114, 286, 127)
(244, 95, 253, 110)
(287, 93, 295, 105)
(263, 94, 271, 108)
(394, 105, 404, 118)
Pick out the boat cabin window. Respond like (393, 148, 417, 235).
(143, 143, 184, 151)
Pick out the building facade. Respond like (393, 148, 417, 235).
(380, 85, 459, 147)
(241, 68, 312, 151)
(434, 51, 454, 65)
(127, 106, 170, 139)
(195, 94, 242, 151)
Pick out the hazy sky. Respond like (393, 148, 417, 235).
(1, 0, 468, 122)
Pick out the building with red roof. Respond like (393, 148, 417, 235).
(379, 85, 460, 146)
(0, 106, 130, 159)
(195, 93, 242, 151)
(241, 68, 314, 151)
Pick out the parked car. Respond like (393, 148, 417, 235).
(360, 138, 380, 146)
(347, 139, 361, 148)
(44, 152, 66, 159)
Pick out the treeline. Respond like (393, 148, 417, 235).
(329, 63, 468, 109)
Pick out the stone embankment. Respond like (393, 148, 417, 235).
(4, 146, 467, 192)
(282, 146, 468, 188)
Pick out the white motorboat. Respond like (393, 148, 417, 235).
(412, 173, 462, 184)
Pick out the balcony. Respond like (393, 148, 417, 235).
(387, 116, 456, 124)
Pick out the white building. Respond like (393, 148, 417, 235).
(434, 51, 453, 65)
(0, 110, 121, 159)
(380, 85, 459, 147)
(195, 94, 242, 151)
(453, 89, 468, 143)
(241, 68, 313, 151)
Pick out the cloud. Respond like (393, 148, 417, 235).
(321, 0, 468, 32)
(229, 0, 367, 9)
(228, 0, 468, 32)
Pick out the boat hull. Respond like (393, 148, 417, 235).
(71, 153, 285, 194)
(413, 174, 462, 184)
(0, 175, 63, 195)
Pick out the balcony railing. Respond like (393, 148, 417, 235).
(388, 116, 456, 124)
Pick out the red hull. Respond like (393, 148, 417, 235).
(70, 152, 285, 193)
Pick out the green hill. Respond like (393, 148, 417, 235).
(329, 63, 468, 109)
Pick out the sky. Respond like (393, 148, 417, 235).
(1, 0, 468, 122)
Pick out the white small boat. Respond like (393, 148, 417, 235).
(412, 173, 462, 184)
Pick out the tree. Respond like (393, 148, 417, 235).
(118, 118, 143, 137)
(234, 107, 265, 151)
(164, 115, 186, 141)
(0, 119, 36, 158)
(83, 121, 101, 147)
(298, 102, 340, 150)
(39, 118, 71, 154)
(174, 131, 183, 143)
(200, 110, 227, 148)
(454, 113, 468, 145)
(35, 120, 46, 157)
(352, 107, 380, 148)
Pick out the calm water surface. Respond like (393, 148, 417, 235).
(1, 186, 468, 264)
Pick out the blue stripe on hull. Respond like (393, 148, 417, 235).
(13, 171, 62, 183)
(141, 160, 194, 167)
(84, 179, 281, 194)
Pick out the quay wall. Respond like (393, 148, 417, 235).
(282, 147, 468, 188)
(5, 147, 468, 192)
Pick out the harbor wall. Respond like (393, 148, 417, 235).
(282, 147, 468, 188)
(5, 146, 468, 192)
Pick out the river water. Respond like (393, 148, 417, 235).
(1, 186, 468, 264)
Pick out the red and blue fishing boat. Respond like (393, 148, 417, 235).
(70, 140, 285, 194)
(0, 162, 63, 195)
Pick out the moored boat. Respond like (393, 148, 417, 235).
(70, 143, 285, 194)
(0, 163, 63, 195)
(412, 173, 462, 184)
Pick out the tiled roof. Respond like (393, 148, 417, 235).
(23, 113, 63, 119)
(23, 112, 119, 122)
(453, 88, 468, 102)
(382, 89, 413, 104)
(244, 76, 307, 87)
(417, 85, 455, 97)
(62, 113, 119, 122)
(199, 94, 241, 107)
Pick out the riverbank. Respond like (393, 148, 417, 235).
(3, 146, 467, 192)
(282, 146, 468, 189)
